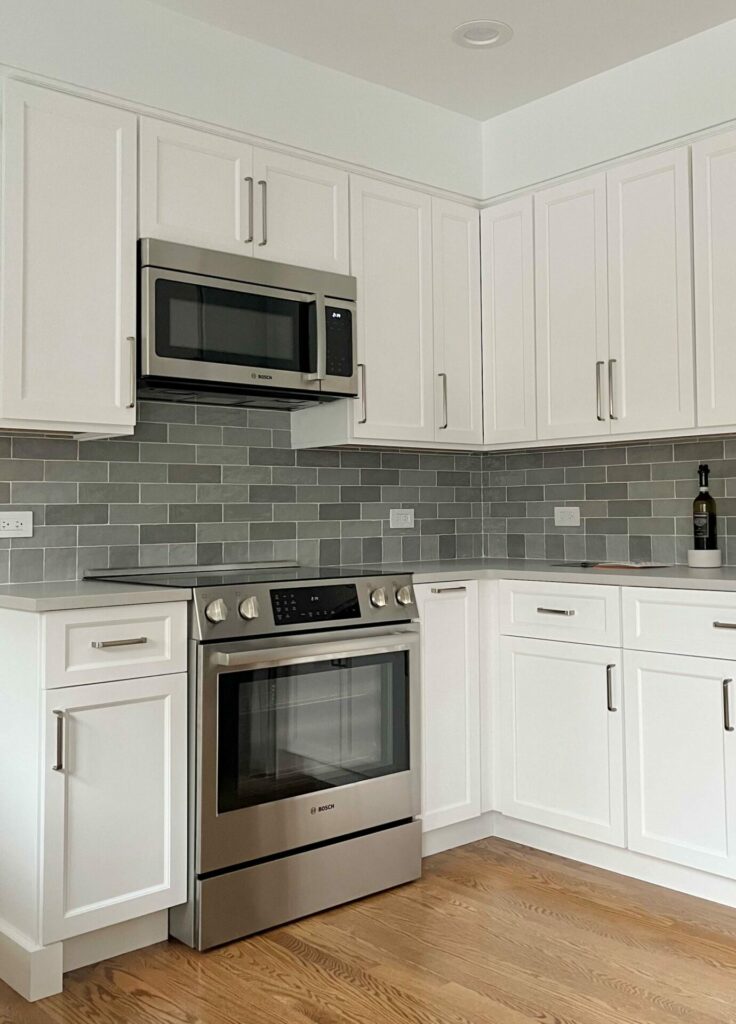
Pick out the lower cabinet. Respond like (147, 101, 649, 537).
(415, 581, 481, 832)
(499, 637, 625, 846)
(624, 650, 736, 879)
(41, 673, 187, 943)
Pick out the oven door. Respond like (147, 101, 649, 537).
(196, 627, 420, 874)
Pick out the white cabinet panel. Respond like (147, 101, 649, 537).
(432, 200, 482, 445)
(350, 176, 435, 442)
(499, 580, 621, 647)
(535, 173, 610, 441)
(693, 129, 736, 428)
(607, 148, 694, 433)
(625, 650, 736, 878)
(622, 586, 736, 660)
(139, 118, 253, 254)
(481, 197, 536, 445)
(416, 581, 480, 832)
(252, 149, 349, 273)
(500, 637, 625, 846)
(1, 81, 137, 431)
(42, 674, 187, 943)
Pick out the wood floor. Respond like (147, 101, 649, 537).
(4, 837, 736, 1023)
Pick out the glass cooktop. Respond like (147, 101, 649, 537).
(88, 562, 398, 589)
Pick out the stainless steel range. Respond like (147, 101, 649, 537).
(91, 563, 422, 949)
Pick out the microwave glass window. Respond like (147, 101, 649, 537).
(217, 651, 410, 813)
(155, 279, 316, 373)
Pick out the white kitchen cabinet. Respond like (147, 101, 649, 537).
(481, 196, 537, 445)
(607, 147, 694, 433)
(415, 581, 481, 832)
(0, 80, 137, 434)
(41, 672, 187, 943)
(625, 649, 736, 879)
(431, 200, 483, 445)
(693, 129, 736, 428)
(499, 637, 625, 846)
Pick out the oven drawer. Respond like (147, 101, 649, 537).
(43, 602, 188, 688)
(623, 587, 736, 657)
(499, 580, 621, 647)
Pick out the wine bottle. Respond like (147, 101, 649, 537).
(693, 463, 717, 551)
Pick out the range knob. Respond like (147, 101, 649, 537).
(369, 587, 387, 608)
(238, 595, 260, 621)
(204, 598, 228, 624)
(396, 585, 414, 607)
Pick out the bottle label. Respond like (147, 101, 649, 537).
(694, 513, 710, 539)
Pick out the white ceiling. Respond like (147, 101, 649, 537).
(146, 0, 736, 120)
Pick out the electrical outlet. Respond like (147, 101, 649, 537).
(0, 511, 33, 537)
(554, 506, 581, 528)
(389, 508, 415, 529)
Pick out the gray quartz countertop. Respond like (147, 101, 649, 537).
(0, 580, 192, 613)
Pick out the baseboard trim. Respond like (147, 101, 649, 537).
(0, 918, 62, 1002)
(63, 910, 169, 973)
(421, 813, 495, 857)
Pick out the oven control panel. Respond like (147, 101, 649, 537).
(271, 584, 361, 626)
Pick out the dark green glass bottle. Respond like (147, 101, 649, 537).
(693, 463, 717, 551)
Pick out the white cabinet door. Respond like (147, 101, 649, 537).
(41, 674, 187, 943)
(252, 149, 349, 273)
(625, 650, 736, 878)
(607, 148, 694, 433)
(499, 637, 625, 845)
(481, 197, 537, 445)
(139, 118, 254, 254)
(415, 581, 481, 832)
(1, 81, 137, 431)
(431, 200, 483, 445)
(535, 173, 610, 441)
(350, 176, 435, 442)
(693, 129, 736, 428)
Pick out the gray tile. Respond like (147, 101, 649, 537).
(79, 440, 136, 462)
(507, 535, 526, 558)
(46, 504, 107, 525)
(9, 548, 44, 583)
(140, 524, 196, 545)
(251, 522, 296, 541)
(169, 504, 222, 523)
(141, 443, 195, 463)
(44, 547, 78, 581)
(109, 462, 167, 482)
(169, 423, 224, 445)
(12, 481, 77, 504)
(222, 504, 273, 522)
(583, 447, 626, 466)
(319, 503, 360, 521)
(79, 483, 140, 504)
(0, 459, 44, 481)
(607, 464, 652, 482)
(607, 500, 652, 518)
(629, 536, 653, 561)
(139, 400, 196, 424)
(627, 444, 673, 464)
(249, 446, 295, 466)
(168, 463, 221, 484)
(45, 461, 108, 482)
(13, 437, 78, 460)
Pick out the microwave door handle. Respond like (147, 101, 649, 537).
(303, 295, 326, 382)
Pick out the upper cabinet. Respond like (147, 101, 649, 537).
(0, 81, 137, 434)
(481, 196, 536, 445)
(692, 129, 736, 429)
(139, 118, 349, 273)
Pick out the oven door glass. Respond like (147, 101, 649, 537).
(154, 277, 317, 373)
(217, 651, 409, 813)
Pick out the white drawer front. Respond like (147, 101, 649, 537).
(623, 587, 736, 658)
(499, 580, 621, 647)
(43, 602, 188, 688)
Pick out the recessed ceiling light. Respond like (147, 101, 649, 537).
(452, 20, 513, 49)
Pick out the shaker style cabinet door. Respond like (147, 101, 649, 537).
(692, 129, 736, 428)
(431, 200, 483, 445)
(606, 147, 694, 434)
(0, 81, 137, 431)
(534, 173, 610, 441)
(415, 581, 481, 831)
(350, 176, 435, 442)
(481, 196, 537, 445)
(139, 117, 254, 254)
(251, 149, 349, 273)
(41, 674, 187, 943)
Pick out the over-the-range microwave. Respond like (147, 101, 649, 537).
(138, 239, 357, 409)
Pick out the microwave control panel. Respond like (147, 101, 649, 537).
(325, 307, 354, 378)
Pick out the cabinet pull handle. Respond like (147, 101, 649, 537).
(358, 363, 367, 423)
(714, 621, 736, 630)
(608, 358, 618, 420)
(431, 586, 467, 594)
(52, 710, 64, 772)
(91, 636, 148, 649)
(595, 361, 605, 421)
(537, 606, 575, 616)
(257, 179, 267, 245)
(438, 373, 448, 430)
(606, 664, 617, 712)
(720, 675, 732, 733)
(244, 176, 254, 243)
(126, 336, 136, 410)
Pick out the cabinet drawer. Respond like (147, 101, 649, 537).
(623, 587, 736, 658)
(499, 580, 620, 647)
(43, 602, 188, 688)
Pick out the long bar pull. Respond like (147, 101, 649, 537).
(608, 359, 618, 420)
(537, 607, 575, 616)
(358, 363, 367, 424)
(714, 621, 736, 630)
(596, 361, 605, 421)
(438, 373, 448, 430)
(431, 586, 467, 594)
(126, 336, 136, 410)
(52, 710, 64, 772)
(258, 179, 267, 245)
(244, 176, 254, 243)
(606, 664, 617, 712)
(724, 679, 734, 732)
(91, 636, 148, 649)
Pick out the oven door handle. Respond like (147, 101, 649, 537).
(214, 636, 416, 671)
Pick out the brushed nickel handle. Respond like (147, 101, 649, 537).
(537, 607, 575, 616)
(358, 363, 367, 424)
(606, 664, 617, 712)
(431, 586, 467, 594)
(724, 679, 734, 732)
(52, 710, 64, 772)
(595, 361, 605, 421)
(714, 621, 736, 630)
(258, 179, 267, 245)
(244, 176, 254, 243)
(608, 358, 617, 420)
(91, 636, 148, 649)
(126, 336, 136, 409)
(438, 373, 448, 430)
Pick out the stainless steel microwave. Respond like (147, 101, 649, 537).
(138, 239, 357, 409)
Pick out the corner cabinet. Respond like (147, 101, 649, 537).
(0, 80, 137, 434)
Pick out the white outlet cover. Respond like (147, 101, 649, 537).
(0, 510, 33, 537)
(554, 506, 581, 528)
(389, 508, 415, 529)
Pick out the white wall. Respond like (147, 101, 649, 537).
(482, 19, 736, 198)
(0, 0, 482, 197)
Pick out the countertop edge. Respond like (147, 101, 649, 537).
(0, 585, 193, 613)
